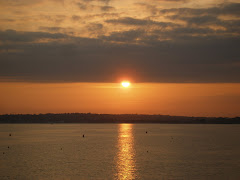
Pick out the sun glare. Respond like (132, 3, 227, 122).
(121, 81, 130, 88)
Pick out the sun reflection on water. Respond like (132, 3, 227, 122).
(116, 124, 136, 179)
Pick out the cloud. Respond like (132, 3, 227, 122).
(38, 26, 75, 35)
(157, 3, 240, 38)
(82, 0, 111, 4)
(71, 15, 81, 21)
(169, 15, 218, 25)
(76, 2, 88, 10)
(75, 0, 115, 11)
(0, 18, 16, 22)
(161, 3, 240, 17)
(152, 0, 188, 1)
(39, 15, 67, 24)
(0, 29, 240, 83)
(0, 0, 64, 7)
(0, 2, 240, 83)
(0, 29, 66, 43)
(101, 5, 115, 12)
(105, 17, 175, 28)
(86, 23, 104, 35)
(39, 26, 63, 32)
(0, 0, 43, 6)
(100, 29, 145, 43)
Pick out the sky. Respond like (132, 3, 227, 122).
(0, 0, 240, 116)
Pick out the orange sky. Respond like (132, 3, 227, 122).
(1, 82, 240, 117)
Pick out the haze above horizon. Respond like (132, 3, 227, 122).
(1, 82, 240, 117)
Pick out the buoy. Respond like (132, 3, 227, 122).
(9, 133, 11, 136)
(83, 134, 85, 138)
(146, 131, 148, 134)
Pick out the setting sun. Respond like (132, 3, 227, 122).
(121, 81, 130, 88)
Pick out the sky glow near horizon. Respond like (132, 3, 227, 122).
(0, 0, 240, 116)
(1, 82, 240, 117)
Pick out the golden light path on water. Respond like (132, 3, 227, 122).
(116, 124, 137, 179)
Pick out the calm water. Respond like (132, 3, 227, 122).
(0, 124, 240, 180)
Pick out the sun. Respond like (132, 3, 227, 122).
(121, 81, 130, 88)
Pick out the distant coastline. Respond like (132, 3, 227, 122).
(0, 113, 239, 124)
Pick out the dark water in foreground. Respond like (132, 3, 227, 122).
(0, 124, 240, 179)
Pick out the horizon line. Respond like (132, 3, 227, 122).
(1, 112, 239, 119)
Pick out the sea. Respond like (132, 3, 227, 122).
(0, 124, 240, 180)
